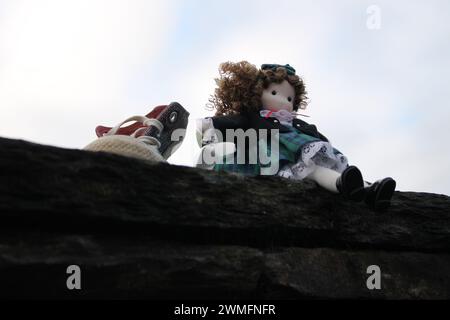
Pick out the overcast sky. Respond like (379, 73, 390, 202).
(1, 0, 449, 195)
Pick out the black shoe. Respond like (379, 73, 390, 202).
(144, 102, 190, 159)
(364, 178, 396, 211)
(336, 166, 366, 201)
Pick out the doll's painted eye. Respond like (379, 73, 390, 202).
(287, 97, 292, 102)
(271, 90, 277, 95)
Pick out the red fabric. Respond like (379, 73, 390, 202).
(95, 105, 167, 137)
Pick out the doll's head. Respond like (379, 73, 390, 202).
(209, 61, 307, 116)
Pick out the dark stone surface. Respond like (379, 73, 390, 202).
(0, 137, 449, 299)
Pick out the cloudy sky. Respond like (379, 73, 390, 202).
(1, 0, 449, 195)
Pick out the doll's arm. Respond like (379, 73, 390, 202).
(209, 114, 250, 137)
(196, 114, 250, 147)
(195, 117, 236, 169)
(296, 119, 329, 142)
(196, 118, 220, 147)
(317, 131, 329, 143)
(306, 124, 330, 142)
(305, 124, 329, 142)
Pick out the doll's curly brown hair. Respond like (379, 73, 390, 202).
(209, 61, 307, 116)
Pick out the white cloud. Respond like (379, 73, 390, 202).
(0, 0, 176, 147)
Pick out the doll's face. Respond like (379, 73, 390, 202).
(261, 80, 295, 112)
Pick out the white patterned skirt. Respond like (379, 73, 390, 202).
(277, 141, 349, 180)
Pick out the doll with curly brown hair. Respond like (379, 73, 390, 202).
(196, 61, 396, 210)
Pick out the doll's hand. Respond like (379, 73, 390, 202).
(278, 166, 294, 179)
(195, 142, 236, 169)
(196, 118, 220, 147)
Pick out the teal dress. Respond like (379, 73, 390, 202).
(213, 121, 348, 178)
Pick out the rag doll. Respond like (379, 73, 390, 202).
(196, 61, 396, 210)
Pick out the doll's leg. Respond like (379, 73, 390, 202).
(308, 165, 395, 209)
(364, 178, 396, 210)
(309, 166, 384, 194)
(309, 165, 366, 201)
(307, 166, 340, 193)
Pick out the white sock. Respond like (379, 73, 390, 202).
(307, 166, 340, 193)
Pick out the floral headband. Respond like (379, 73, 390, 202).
(261, 64, 296, 76)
